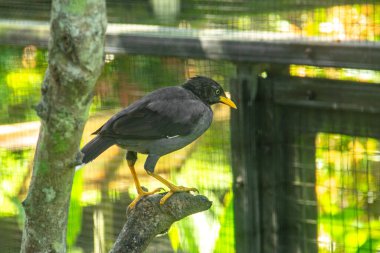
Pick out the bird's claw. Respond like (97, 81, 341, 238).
(128, 187, 164, 209)
(159, 186, 199, 205)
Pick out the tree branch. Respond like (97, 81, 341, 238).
(109, 192, 212, 253)
(21, 1, 107, 252)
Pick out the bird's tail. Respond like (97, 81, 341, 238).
(81, 135, 115, 164)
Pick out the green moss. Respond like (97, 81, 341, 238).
(53, 241, 65, 253)
(63, 1, 87, 15)
(38, 160, 49, 174)
(50, 131, 69, 155)
(42, 187, 56, 203)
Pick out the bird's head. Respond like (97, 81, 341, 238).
(182, 76, 237, 109)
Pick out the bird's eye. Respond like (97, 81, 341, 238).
(215, 89, 221, 95)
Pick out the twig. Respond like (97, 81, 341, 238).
(109, 192, 212, 253)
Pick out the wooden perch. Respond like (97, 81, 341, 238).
(109, 192, 212, 253)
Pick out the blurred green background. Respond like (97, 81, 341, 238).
(0, 0, 380, 252)
(0, 46, 236, 253)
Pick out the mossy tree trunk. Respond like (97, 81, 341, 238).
(21, 1, 107, 252)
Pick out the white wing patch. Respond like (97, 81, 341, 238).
(166, 135, 180, 139)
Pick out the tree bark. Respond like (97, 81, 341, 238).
(21, 1, 107, 252)
(109, 192, 212, 253)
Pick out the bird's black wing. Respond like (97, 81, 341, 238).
(97, 97, 207, 140)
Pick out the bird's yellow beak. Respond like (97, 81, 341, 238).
(219, 96, 237, 109)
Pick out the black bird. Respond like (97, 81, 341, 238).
(81, 76, 237, 208)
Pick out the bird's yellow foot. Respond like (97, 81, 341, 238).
(128, 187, 163, 209)
(146, 171, 198, 205)
(160, 185, 198, 205)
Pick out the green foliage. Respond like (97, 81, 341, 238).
(171, 217, 201, 253)
(213, 191, 235, 253)
(0, 46, 46, 124)
(67, 170, 84, 248)
(168, 119, 235, 253)
(0, 148, 31, 216)
(316, 133, 380, 252)
(115, 55, 183, 91)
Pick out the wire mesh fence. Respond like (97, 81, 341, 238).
(315, 133, 380, 253)
(0, 0, 380, 253)
(1, 0, 379, 42)
(0, 48, 236, 253)
(247, 76, 380, 253)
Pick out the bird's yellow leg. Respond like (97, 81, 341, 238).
(128, 161, 163, 209)
(147, 172, 198, 205)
